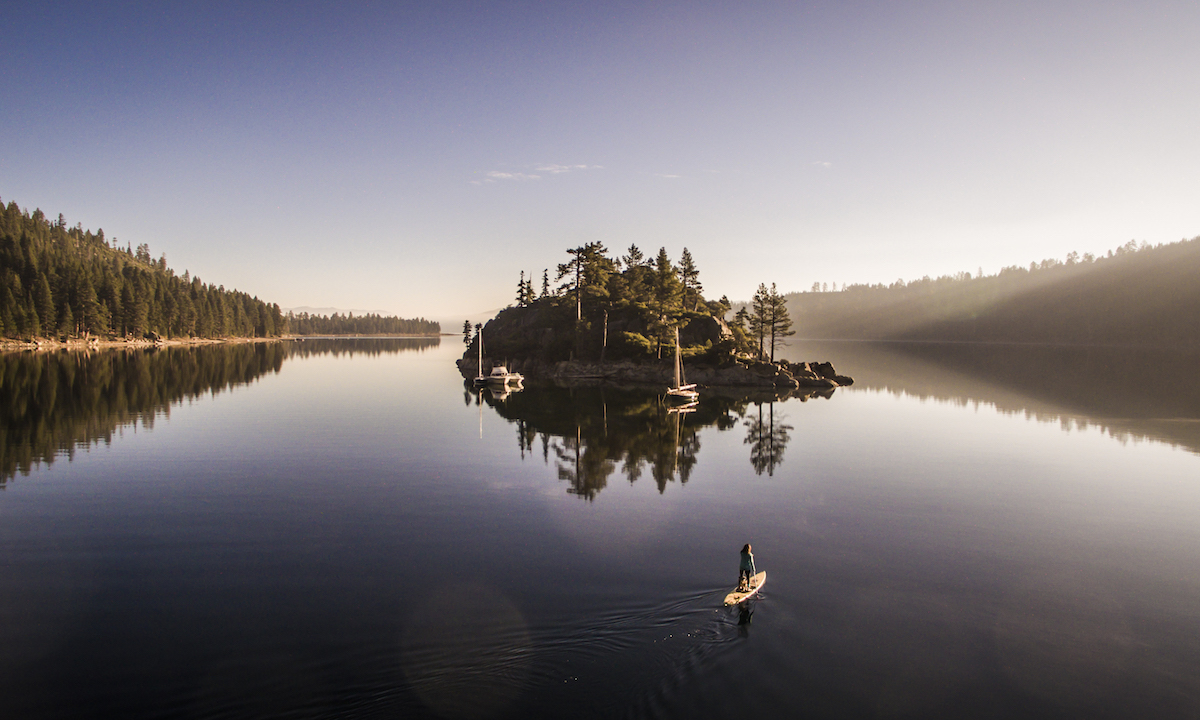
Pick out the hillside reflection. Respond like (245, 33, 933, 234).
(475, 383, 828, 498)
(788, 341, 1200, 455)
(0, 338, 439, 484)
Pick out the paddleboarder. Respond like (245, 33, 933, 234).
(738, 543, 757, 591)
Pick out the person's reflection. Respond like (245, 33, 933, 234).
(737, 603, 753, 629)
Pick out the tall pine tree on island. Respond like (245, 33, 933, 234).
(766, 283, 795, 362)
(678, 248, 702, 311)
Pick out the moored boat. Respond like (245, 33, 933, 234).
(666, 327, 698, 402)
(485, 365, 524, 386)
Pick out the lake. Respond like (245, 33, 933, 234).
(2, 338, 1199, 719)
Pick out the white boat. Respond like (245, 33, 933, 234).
(471, 324, 523, 387)
(666, 327, 698, 402)
(485, 365, 524, 386)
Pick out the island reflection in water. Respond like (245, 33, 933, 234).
(469, 380, 831, 498)
(471, 339, 1200, 505)
(0, 338, 439, 485)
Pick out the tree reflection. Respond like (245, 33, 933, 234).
(743, 402, 793, 476)
(0, 338, 439, 484)
(481, 383, 827, 498)
(553, 425, 617, 500)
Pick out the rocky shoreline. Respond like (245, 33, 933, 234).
(0, 336, 285, 353)
(457, 356, 853, 390)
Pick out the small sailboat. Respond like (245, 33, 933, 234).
(472, 329, 488, 387)
(473, 330, 524, 387)
(666, 327, 698, 403)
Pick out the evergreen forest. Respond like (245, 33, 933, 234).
(469, 243, 797, 365)
(285, 311, 439, 336)
(0, 198, 438, 340)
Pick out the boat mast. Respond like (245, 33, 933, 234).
(674, 327, 682, 389)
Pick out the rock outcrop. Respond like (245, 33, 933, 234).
(458, 355, 853, 390)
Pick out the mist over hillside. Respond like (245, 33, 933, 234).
(782, 237, 1200, 348)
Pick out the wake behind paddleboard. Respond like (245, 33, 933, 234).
(723, 570, 766, 605)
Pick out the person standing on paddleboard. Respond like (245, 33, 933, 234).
(738, 543, 756, 590)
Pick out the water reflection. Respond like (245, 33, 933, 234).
(288, 336, 440, 358)
(744, 401, 793, 476)
(476, 382, 835, 497)
(788, 341, 1200, 455)
(0, 338, 439, 484)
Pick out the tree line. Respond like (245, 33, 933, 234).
(781, 236, 1200, 348)
(285, 311, 439, 336)
(471, 242, 793, 363)
(0, 198, 438, 341)
(0, 199, 284, 340)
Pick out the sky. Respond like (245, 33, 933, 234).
(2, 1, 1198, 323)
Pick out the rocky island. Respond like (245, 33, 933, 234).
(457, 243, 852, 392)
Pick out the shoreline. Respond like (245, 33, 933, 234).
(457, 356, 853, 390)
(0, 333, 444, 354)
(0, 336, 284, 354)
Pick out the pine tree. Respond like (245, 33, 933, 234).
(523, 273, 535, 305)
(733, 306, 750, 332)
(620, 245, 649, 301)
(652, 248, 683, 356)
(677, 247, 702, 311)
(749, 284, 770, 359)
(621, 244, 647, 269)
(653, 247, 681, 311)
(120, 282, 136, 336)
(34, 273, 55, 336)
(557, 243, 615, 321)
(766, 283, 795, 362)
(26, 301, 41, 339)
(57, 305, 74, 337)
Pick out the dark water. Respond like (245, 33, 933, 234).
(2, 338, 1199, 719)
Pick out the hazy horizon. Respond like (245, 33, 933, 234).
(3, 1, 1197, 319)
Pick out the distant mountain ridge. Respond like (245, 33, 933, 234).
(782, 236, 1200, 349)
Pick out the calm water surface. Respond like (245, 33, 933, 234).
(2, 339, 1199, 719)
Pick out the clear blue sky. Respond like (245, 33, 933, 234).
(3, 1, 1197, 321)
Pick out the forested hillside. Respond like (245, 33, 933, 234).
(0, 197, 439, 341)
(785, 237, 1200, 348)
(286, 311, 438, 336)
(0, 198, 284, 340)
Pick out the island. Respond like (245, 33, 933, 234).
(457, 243, 852, 392)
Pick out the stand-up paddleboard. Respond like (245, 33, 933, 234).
(723, 571, 766, 605)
